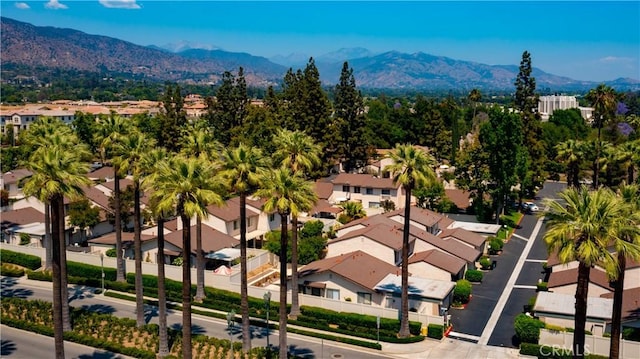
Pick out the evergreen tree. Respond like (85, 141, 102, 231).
(206, 68, 249, 146)
(334, 61, 372, 172)
(514, 51, 546, 194)
(158, 84, 186, 152)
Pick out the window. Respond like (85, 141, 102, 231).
(233, 221, 239, 230)
(354, 186, 361, 193)
(311, 287, 322, 297)
(342, 185, 350, 192)
(326, 289, 340, 300)
(381, 189, 391, 195)
(247, 217, 252, 227)
(357, 292, 372, 305)
(366, 188, 373, 195)
(268, 213, 275, 222)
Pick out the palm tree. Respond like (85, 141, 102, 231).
(383, 144, 436, 338)
(23, 144, 91, 359)
(180, 126, 223, 302)
(542, 187, 621, 359)
(468, 88, 482, 121)
(115, 130, 155, 326)
(147, 155, 221, 359)
(141, 147, 170, 358)
(220, 144, 270, 352)
(339, 201, 367, 223)
(255, 168, 317, 359)
(555, 139, 584, 188)
(20, 117, 75, 270)
(272, 129, 321, 318)
(617, 140, 640, 184)
(586, 85, 617, 188)
(95, 115, 131, 282)
(609, 184, 640, 359)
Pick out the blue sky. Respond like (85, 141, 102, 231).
(2, 1, 639, 82)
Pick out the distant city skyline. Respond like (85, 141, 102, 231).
(1, 1, 638, 82)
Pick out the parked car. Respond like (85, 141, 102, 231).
(522, 202, 539, 212)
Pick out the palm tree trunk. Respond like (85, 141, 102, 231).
(279, 213, 289, 359)
(240, 194, 251, 352)
(134, 182, 144, 327)
(58, 197, 71, 332)
(609, 254, 625, 359)
(180, 210, 192, 359)
(114, 168, 125, 282)
(156, 217, 169, 358)
(628, 164, 635, 185)
(289, 215, 300, 318)
(593, 131, 601, 189)
(399, 186, 412, 338)
(573, 262, 591, 358)
(50, 194, 65, 359)
(44, 203, 52, 270)
(195, 216, 206, 302)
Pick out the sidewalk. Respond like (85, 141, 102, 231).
(11, 276, 522, 358)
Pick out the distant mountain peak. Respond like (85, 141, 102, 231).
(157, 40, 220, 53)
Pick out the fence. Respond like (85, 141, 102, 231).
(1, 243, 442, 325)
(540, 328, 640, 359)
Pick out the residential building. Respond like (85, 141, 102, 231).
(328, 173, 404, 210)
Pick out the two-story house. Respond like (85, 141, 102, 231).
(328, 173, 404, 210)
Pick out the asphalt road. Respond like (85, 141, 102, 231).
(449, 181, 567, 348)
(0, 277, 393, 359)
(1, 325, 133, 359)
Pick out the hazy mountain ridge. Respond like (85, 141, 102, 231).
(1, 17, 638, 91)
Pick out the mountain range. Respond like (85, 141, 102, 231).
(1, 17, 638, 91)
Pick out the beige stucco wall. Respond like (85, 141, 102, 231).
(327, 236, 396, 265)
(408, 261, 452, 282)
(550, 283, 612, 298)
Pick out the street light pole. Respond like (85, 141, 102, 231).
(263, 291, 271, 352)
(100, 252, 104, 294)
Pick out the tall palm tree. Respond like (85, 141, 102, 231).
(609, 184, 640, 359)
(383, 144, 436, 338)
(586, 84, 617, 188)
(141, 147, 170, 358)
(617, 140, 640, 184)
(468, 88, 482, 121)
(555, 139, 584, 188)
(255, 167, 317, 359)
(180, 126, 223, 302)
(23, 144, 91, 359)
(115, 130, 155, 326)
(95, 115, 131, 282)
(272, 129, 321, 318)
(220, 144, 270, 352)
(147, 155, 221, 359)
(542, 187, 620, 359)
(20, 117, 75, 270)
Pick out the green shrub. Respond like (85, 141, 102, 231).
(544, 323, 565, 332)
(105, 248, 117, 257)
(67, 261, 117, 281)
(623, 327, 640, 341)
(519, 342, 541, 356)
(499, 215, 517, 228)
(27, 270, 52, 281)
(514, 313, 544, 344)
(0, 249, 41, 270)
(427, 323, 444, 339)
(464, 269, 483, 283)
(536, 282, 548, 292)
(453, 279, 472, 304)
(479, 256, 492, 270)
(489, 238, 504, 254)
(0, 263, 25, 277)
(19, 233, 31, 245)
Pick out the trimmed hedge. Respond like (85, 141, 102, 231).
(489, 238, 504, 254)
(514, 313, 545, 344)
(464, 269, 483, 283)
(536, 282, 548, 292)
(453, 279, 472, 304)
(479, 256, 492, 270)
(519, 343, 608, 359)
(1, 263, 25, 277)
(427, 323, 444, 339)
(0, 249, 41, 270)
(288, 326, 382, 350)
(67, 261, 117, 282)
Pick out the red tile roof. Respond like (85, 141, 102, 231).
(331, 173, 397, 190)
(163, 224, 239, 255)
(548, 267, 612, 290)
(88, 232, 156, 246)
(299, 250, 400, 290)
(601, 286, 640, 323)
(444, 189, 472, 209)
(439, 228, 486, 248)
(1, 169, 32, 185)
(314, 181, 334, 200)
(409, 249, 466, 275)
(331, 222, 413, 251)
(207, 197, 259, 222)
(1, 207, 44, 229)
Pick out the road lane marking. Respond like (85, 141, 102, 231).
(478, 214, 545, 345)
(525, 259, 546, 263)
(447, 331, 480, 342)
(511, 233, 528, 241)
(513, 285, 537, 289)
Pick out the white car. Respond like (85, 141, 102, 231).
(523, 202, 539, 212)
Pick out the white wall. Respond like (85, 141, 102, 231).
(550, 283, 612, 298)
(540, 328, 640, 359)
